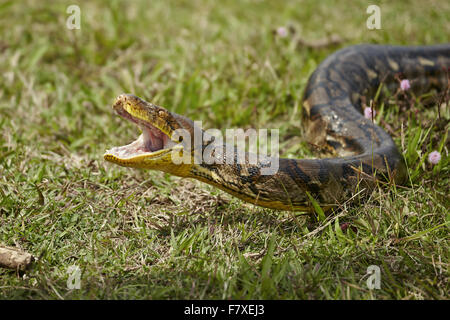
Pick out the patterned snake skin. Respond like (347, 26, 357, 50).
(105, 44, 450, 211)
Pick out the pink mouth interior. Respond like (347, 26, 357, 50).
(106, 113, 175, 158)
(141, 125, 168, 152)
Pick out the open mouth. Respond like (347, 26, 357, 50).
(105, 124, 176, 160)
(104, 97, 179, 161)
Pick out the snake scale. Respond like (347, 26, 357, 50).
(104, 44, 450, 211)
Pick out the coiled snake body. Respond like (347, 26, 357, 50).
(104, 44, 450, 211)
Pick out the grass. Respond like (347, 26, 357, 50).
(0, 0, 449, 299)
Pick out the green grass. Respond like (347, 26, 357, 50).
(0, 0, 449, 299)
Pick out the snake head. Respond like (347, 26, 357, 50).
(104, 94, 196, 177)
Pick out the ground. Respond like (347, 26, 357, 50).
(0, 0, 448, 299)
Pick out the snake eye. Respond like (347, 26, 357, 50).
(179, 136, 183, 142)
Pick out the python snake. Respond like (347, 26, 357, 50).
(104, 44, 449, 211)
